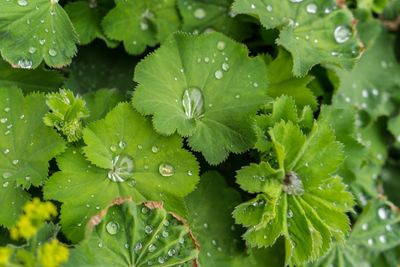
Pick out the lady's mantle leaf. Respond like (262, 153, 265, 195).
(233, 121, 354, 266)
(177, 0, 252, 40)
(102, 0, 180, 55)
(44, 103, 199, 242)
(132, 32, 268, 164)
(0, 88, 66, 228)
(0, 0, 78, 69)
(65, 199, 199, 267)
(185, 172, 242, 266)
(232, 0, 363, 76)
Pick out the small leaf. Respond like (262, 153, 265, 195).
(65, 199, 199, 267)
(0, 88, 66, 228)
(102, 0, 180, 55)
(177, 0, 252, 40)
(0, 0, 79, 68)
(232, 0, 363, 76)
(132, 32, 268, 164)
(44, 103, 199, 242)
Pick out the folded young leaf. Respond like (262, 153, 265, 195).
(132, 32, 268, 164)
(66, 199, 199, 267)
(233, 120, 354, 266)
(0, 0, 78, 69)
(44, 103, 199, 242)
(102, 0, 180, 55)
(0, 88, 66, 228)
(232, 0, 363, 76)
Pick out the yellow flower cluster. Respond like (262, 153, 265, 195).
(0, 247, 11, 267)
(38, 240, 69, 267)
(10, 198, 57, 240)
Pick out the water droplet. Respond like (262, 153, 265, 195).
(39, 39, 46, 45)
(25, 175, 30, 181)
(134, 242, 142, 253)
(3, 149, 10, 154)
(287, 209, 294, 218)
(372, 88, 379, 96)
(362, 90, 369, 98)
(167, 248, 176, 256)
(266, 4, 272, 11)
(141, 207, 149, 214)
(182, 87, 204, 119)
(106, 221, 119, 235)
(107, 155, 134, 183)
(194, 8, 206, 19)
(145, 225, 153, 234)
(162, 230, 169, 238)
(379, 235, 386, 243)
(151, 146, 159, 153)
(48, 48, 57, 57)
(214, 70, 223, 80)
(306, 3, 317, 13)
(217, 41, 226, 51)
(17, 59, 32, 69)
(17, 0, 28, 6)
(2, 182, 9, 188)
(12, 159, 19, 165)
(98, 242, 103, 248)
(128, 179, 136, 187)
(253, 82, 258, 88)
(289, 0, 303, 2)
(385, 224, 393, 231)
(158, 257, 165, 264)
(118, 141, 126, 149)
(0, 118, 7, 124)
(187, 170, 193, 176)
(28, 46, 36, 54)
(367, 238, 373, 245)
(378, 207, 389, 220)
(2, 172, 12, 179)
(203, 223, 209, 229)
(158, 163, 175, 177)
(361, 223, 368, 230)
(334, 25, 352, 44)
(251, 4, 255, 9)
(235, 94, 240, 99)
(148, 244, 157, 252)
(140, 21, 148, 31)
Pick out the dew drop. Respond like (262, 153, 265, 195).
(385, 224, 393, 231)
(367, 238, 373, 245)
(306, 3, 317, 13)
(214, 70, 223, 80)
(39, 39, 46, 45)
(107, 155, 134, 183)
(222, 63, 229, 71)
(2, 172, 12, 179)
(17, 59, 32, 69)
(118, 141, 126, 149)
(158, 163, 175, 177)
(361, 223, 368, 230)
(12, 159, 19, 165)
(48, 48, 57, 57)
(141, 207, 149, 214)
(334, 25, 352, 44)
(17, 0, 28, 6)
(287, 209, 294, 218)
(362, 89, 369, 98)
(140, 21, 148, 31)
(266, 4, 272, 12)
(162, 230, 169, 238)
(182, 87, 204, 119)
(379, 235, 386, 243)
(251, 4, 255, 9)
(145, 225, 153, 234)
(148, 244, 157, 252)
(134, 242, 142, 253)
(378, 207, 389, 220)
(106, 221, 119, 235)
(0, 118, 7, 124)
(187, 170, 193, 176)
(167, 248, 176, 256)
(28, 46, 37, 54)
(194, 8, 206, 19)
(2, 182, 9, 188)
(151, 146, 159, 153)
(203, 223, 209, 229)
(217, 41, 226, 51)
(158, 257, 165, 264)
(3, 148, 10, 155)
(289, 0, 303, 2)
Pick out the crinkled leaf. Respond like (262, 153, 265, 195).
(65, 0, 117, 47)
(0, 88, 65, 227)
(234, 121, 354, 266)
(0, 59, 64, 93)
(332, 28, 400, 120)
(102, 0, 180, 55)
(132, 32, 268, 164)
(64, 42, 137, 94)
(232, 0, 363, 76)
(177, 0, 252, 40)
(65, 200, 199, 267)
(0, 0, 78, 68)
(185, 172, 243, 267)
(266, 49, 317, 109)
(44, 103, 199, 242)
(83, 88, 124, 123)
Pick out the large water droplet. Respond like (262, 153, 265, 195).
(17, 59, 33, 69)
(17, 0, 28, 6)
(158, 163, 175, 177)
(306, 3, 317, 13)
(107, 155, 134, 182)
(194, 8, 206, 19)
(334, 26, 352, 44)
(106, 221, 119, 235)
(182, 87, 204, 119)
(48, 48, 57, 57)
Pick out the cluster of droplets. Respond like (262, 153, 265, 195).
(362, 206, 395, 247)
(139, 9, 154, 31)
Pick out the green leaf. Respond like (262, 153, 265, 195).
(43, 89, 90, 142)
(332, 28, 400, 120)
(388, 113, 400, 147)
(0, 0, 79, 69)
(232, 0, 363, 76)
(102, 0, 180, 55)
(266, 49, 317, 109)
(83, 88, 125, 123)
(44, 103, 199, 242)
(234, 121, 354, 266)
(185, 172, 243, 267)
(0, 59, 64, 93)
(65, 200, 199, 267)
(65, 0, 117, 47)
(132, 32, 268, 164)
(0, 88, 66, 228)
(64, 42, 137, 94)
(177, 0, 252, 40)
